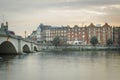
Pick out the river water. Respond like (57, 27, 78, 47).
(0, 51, 120, 80)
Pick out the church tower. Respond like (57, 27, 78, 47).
(0, 22, 8, 31)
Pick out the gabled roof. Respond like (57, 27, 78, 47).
(102, 23, 111, 27)
(88, 23, 95, 27)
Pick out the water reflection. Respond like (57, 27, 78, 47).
(0, 51, 120, 80)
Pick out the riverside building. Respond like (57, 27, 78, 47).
(29, 23, 119, 46)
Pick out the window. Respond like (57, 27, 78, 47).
(89, 28, 91, 31)
(72, 32, 74, 34)
(82, 28, 85, 30)
(82, 32, 85, 34)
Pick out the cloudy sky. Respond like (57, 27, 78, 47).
(0, 0, 120, 37)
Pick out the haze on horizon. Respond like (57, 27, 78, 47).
(0, 0, 120, 37)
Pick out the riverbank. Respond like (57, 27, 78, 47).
(40, 45, 120, 52)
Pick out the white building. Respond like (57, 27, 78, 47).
(36, 26, 41, 43)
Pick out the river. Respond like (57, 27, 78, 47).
(0, 51, 120, 80)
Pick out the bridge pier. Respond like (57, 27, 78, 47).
(31, 42, 34, 53)
(18, 39, 22, 54)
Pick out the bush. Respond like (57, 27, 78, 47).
(90, 36, 98, 46)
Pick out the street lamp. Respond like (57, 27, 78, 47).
(25, 31, 27, 39)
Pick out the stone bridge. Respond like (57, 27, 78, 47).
(0, 33, 39, 55)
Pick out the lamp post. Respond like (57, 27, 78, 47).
(25, 31, 27, 39)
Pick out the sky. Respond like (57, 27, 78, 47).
(0, 0, 120, 37)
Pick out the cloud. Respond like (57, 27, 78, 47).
(1, 0, 120, 11)
(0, 0, 120, 36)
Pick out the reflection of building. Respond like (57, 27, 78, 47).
(113, 27, 120, 46)
(29, 23, 119, 45)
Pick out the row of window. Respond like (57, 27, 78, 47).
(67, 28, 111, 31)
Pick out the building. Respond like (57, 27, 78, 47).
(40, 26, 67, 45)
(0, 22, 15, 35)
(49, 27, 67, 45)
(0, 22, 8, 32)
(66, 25, 87, 45)
(66, 23, 112, 45)
(28, 30, 37, 42)
(36, 25, 42, 43)
(87, 23, 112, 45)
(29, 23, 117, 46)
(113, 27, 120, 46)
(40, 24, 51, 43)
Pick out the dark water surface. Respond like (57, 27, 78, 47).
(0, 51, 120, 80)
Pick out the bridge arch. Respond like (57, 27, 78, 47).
(0, 41, 17, 54)
(23, 44, 31, 53)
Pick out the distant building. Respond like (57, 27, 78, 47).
(113, 27, 120, 46)
(29, 23, 118, 46)
(49, 26, 67, 45)
(0, 22, 15, 35)
(87, 23, 112, 45)
(36, 25, 42, 43)
(28, 30, 37, 41)
(66, 25, 87, 45)
(0, 22, 8, 32)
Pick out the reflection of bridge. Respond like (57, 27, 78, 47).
(0, 22, 39, 54)
(0, 33, 39, 54)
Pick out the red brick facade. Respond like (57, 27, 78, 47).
(66, 23, 113, 45)
(35, 23, 120, 46)
(113, 27, 120, 46)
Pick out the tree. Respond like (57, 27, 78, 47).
(90, 36, 98, 46)
(106, 39, 113, 46)
(53, 36, 61, 48)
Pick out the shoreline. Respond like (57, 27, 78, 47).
(40, 46, 120, 52)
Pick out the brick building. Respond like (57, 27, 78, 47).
(66, 25, 88, 45)
(87, 23, 112, 45)
(66, 23, 112, 45)
(29, 23, 119, 46)
(113, 27, 120, 46)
